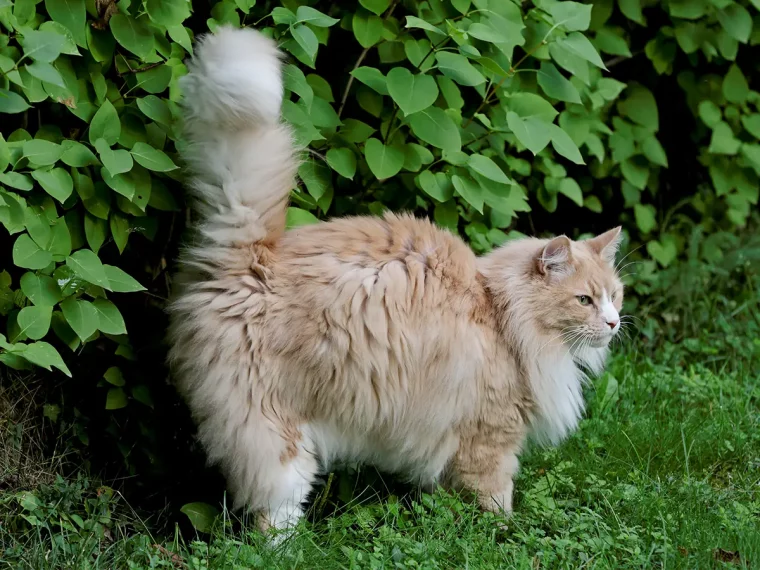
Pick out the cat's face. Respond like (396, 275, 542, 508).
(535, 228, 624, 350)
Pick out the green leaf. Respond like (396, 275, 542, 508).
(0, 89, 31, 114)
(561, 32, 606, 69)
(408, 108, 462, 153)
(109, 14, 154, 60)
(364, 138, 405, 180)
(417, 171, 454, 202)
(634, 203, 656, 233)
(452, 175, 484, 213)
(0, 171, 34, 191)
(507, 93, 558, 122)
(89, 101, 121, 146)
(698, 101, 722, 128)
(549, 1, 592, 32)
(353, 11, 384, 48)
(45, 0, 87, 47)
(135, 65, 172, 94)
(16, 306, 52, 340)
(468, 154, 512, 185)
(741, 114, 760, 139)
(181, 502, 220, 533)
(282, 100, 324, 145)
(104, 265, 146, 293)
(20, 273, 62, 307)
(537, 62, 581, 104)
(85, 213, 107, 252)
(435, 52, 486, 87)
(434, 201, 459, 231)
(31, 168, 73, 203)
(60, 298, 99, 341)
(15, 342, 71, 376)
(647, 239, 677, 268)
(597, 78, 627, 101)
(136, 96, 172, 125)
(405, 16, 445, 36)
(167, 24, 193, 55)
(618, 86, 658, 131)
(558, 177, 583, 206)
(61, 140, 99, 167)
(105, 387, 128, 410)
(146, 0, 191, 27)
(507, 112, 551, 155)
(642, 136, 668, 167)
(96, 142, 134, 178)
(359, 0, 390, 16)
(285, 207, 320, 228)
(295, 6, 339, 27)
(708, 122, 741, 155)
(130, 142, 178, 172)
(132, 385, 154, 408)
(386, 68, 439, 115)
(549, 124, 585, 165)
(104, 366, 125, 386)
(618, 0, 645, 25)
(340, 119, 375, 143)
(722, 64, 749, 104)
(351, 67, 388, 95)
(25, 61, 66, 88)
(283, 65, 313, 108)
(93, 299, 127, 335)
(326, 148, 357, 180)
(23, 139, 63, 166)
(13, 234, 53, 270)
(66, 249, 111, 289)
(717, 3, 752, 44)
(109, 212, 130, 254)
(595, 27, 632, 57)
(621, 158, 649, 189)
(290, 24, 318, 63)
(20, 29, 66, 62)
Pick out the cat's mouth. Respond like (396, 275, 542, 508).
(589, 331, 616, 348)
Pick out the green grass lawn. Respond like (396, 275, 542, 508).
(2, 313, 759, 569)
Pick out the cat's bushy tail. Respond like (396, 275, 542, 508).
(179, 26, 297, 246)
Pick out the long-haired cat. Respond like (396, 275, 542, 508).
(167, 26, 625, 537)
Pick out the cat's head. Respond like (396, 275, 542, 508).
(530, 227, 624, 350)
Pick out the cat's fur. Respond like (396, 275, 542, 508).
(167, 27, 625, 535)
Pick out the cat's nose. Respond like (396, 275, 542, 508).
(606, 319, 619, 330)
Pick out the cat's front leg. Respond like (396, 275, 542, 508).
(449, 437, 522, 520)
(474, 453, 518, 515)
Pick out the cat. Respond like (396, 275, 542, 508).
(167, 26, 625, 538)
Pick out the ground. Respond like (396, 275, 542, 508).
(2, 291, 759, 569)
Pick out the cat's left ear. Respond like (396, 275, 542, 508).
(586, 226, 622, 266)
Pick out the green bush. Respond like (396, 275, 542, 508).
(0, 0, 758, 476)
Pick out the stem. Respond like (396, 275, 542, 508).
(337, 0, 399, 118)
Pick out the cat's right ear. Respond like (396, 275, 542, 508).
(537, 236, 573, 278)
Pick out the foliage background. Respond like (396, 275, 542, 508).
(1, 0, 759, 539)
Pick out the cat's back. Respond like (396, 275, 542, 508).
(275, 212, 486, 315)
(265, 212, 494, 369)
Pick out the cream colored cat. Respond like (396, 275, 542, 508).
(167, 27, 624, 537)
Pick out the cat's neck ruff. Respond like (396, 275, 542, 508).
(522, 332, 608, 446)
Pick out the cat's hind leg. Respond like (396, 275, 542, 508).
(221, 415, 319, 543)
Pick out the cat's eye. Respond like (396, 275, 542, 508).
(577, 295, 592, 306)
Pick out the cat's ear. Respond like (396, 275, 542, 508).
(537, 236, 573, 277)
(586, 226, 622, 266)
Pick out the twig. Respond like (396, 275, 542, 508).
(337, 0, 399, 118)
(117, 61, 163, 76)
(338, 46, 370, 118)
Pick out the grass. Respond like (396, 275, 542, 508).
(2, 271, 759, 569)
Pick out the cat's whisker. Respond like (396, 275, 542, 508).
(614, 244, 644, 273)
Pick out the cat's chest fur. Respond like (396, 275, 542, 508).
(526, 345, 607, 445)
